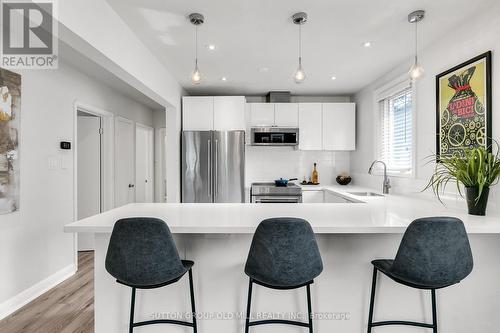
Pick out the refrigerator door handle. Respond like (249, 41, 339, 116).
(208, 139, 212, 196)
(214, 139, 218, 197)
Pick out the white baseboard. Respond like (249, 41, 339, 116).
(0, 263, 77, 320)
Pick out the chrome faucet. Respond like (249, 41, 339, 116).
(368, 160, 391, 194)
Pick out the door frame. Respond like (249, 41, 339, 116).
(135, 122, 154, 202)
(73, 101, 114, 264)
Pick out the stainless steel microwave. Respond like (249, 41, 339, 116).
(250, 127, 299, 146)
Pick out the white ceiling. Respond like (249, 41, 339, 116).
(107, 0, 495, 96)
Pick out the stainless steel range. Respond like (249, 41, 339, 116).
(250, 182, 302, 203)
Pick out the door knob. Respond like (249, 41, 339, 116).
(128, 184, 135, 188)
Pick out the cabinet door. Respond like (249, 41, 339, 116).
(322, 103, 356, 150)
(249, 103, 275, 127)
(274, 103, 299, 127)
(182, 97, 214, 130)
(298, 103, 322, 150)
(214, 96, 245, 130)
(302, 190, 324, 203)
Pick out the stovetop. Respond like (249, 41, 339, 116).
(251, 182, 302, 196)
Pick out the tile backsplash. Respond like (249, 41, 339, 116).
(245, 146, 350, 186)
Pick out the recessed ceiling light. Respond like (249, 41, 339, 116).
(331, 76, 337, 80)
(206, 44, 216, 50)
(221, 77, 227, 81)
(258, 67, 270, 73)
(363, 41, 372, 48)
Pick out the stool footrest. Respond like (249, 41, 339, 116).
(133, 319, 194, 328)
(249, 319, 310, 328)
(371, 320, 434, 328)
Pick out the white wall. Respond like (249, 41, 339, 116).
(0, 60, 155, 316)
(351, 3, 500, 202)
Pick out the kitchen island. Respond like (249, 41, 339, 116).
(65, 188, 500, 333)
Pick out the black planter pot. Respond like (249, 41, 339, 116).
(465, 186, 490, 216)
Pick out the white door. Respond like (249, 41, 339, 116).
(114, 117, 135, 207)
(274, 103, 299, 127)
(135, 124, 154, 203)
(182, 96, 214, 130)
(77, 114, 101, 251)
(249, 103, 275, 126)
(298, 103, 323, 150)
(213, 96, 245, 130)
(322, 103, 356, 150)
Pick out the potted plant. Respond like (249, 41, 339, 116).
(425, 146, 500, 216)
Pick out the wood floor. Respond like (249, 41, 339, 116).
(0, 252, 94, 333)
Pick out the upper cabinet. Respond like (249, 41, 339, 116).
(182, 96, 214, 131)
(183, 96, 245, 131)
(322, 103, 356, 151)
(248, 103, 299, 127)
(213, 96, 246, 130)
(248, 103, 275, 127)
(274, 103, 299, 127)
(298, 103, 323, 150)
(298, 102, 356, 151)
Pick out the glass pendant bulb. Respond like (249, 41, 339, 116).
(191, 60, 201, 85)
(409, 61, 424, 81)
(294, 57, 306, 83)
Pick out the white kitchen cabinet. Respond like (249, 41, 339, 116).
(182, 96, 214, 130)
(302, 190, 324, 203)
(214, 96, 245, 130)
(324, 190, 351, 203)
(298, 103, 323, 150)
(322, 103, 356, 150)
(249, 103, 275, 127)
(183, 96, 245, 131)
(274, 103, 299, 127)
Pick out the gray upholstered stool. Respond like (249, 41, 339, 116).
(105, 218, 197, 333)
(367, 217, 473, 333)
(244, 217, 323, 333)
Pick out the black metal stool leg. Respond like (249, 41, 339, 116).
(367, 267, 378, 333)
(129, 287, 136, 333)
(306, 284, 313, 333)
(431, 289, 438, 333)
(188, 268, 197, 333)
(245, 278, 253, 333)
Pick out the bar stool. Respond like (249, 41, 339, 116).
(366, 217, 473, 333)
(244, 217, 323, 333)
(105, 218, 197, 333)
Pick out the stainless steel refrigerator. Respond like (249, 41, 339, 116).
(182, 130, 245, 203)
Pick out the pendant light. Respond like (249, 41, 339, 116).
(292, 12, 307, 83)
(408, 10, 425, 81)
(189, 13, 204, 85)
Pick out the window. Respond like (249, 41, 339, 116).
(378, 86, 413, 175)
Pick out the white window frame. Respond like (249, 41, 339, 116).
(372, 74, 417, 178)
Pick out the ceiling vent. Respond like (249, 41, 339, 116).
(266, 91, 291, 103)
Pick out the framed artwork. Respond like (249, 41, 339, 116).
(0, 68, 20, 214)
(436, 51, 492, 161)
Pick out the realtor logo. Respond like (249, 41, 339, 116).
(1, 0, 58, 69)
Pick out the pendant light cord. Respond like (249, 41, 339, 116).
(414, 21, 418, 64)
(195, 24, 198, 67)
(298, 24, 302, 65)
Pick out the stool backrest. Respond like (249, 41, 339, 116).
(245, 217, 323, 287)
(105, 218, 185, 287)
(392, 217, 473, 287)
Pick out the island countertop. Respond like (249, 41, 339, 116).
(64, 186, 500, 234)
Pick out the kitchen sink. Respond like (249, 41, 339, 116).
(347, 191, 384, 197)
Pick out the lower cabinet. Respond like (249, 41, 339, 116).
(324, 190, 354, 203)
(302, 190, 324, 203)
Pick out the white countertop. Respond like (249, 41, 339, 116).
(65, 185, 500, 234)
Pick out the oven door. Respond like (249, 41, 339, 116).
(252, 195, 302, 203)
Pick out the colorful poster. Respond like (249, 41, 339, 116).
(436, 52, 491, 160)
(0, 68, 20, 214)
